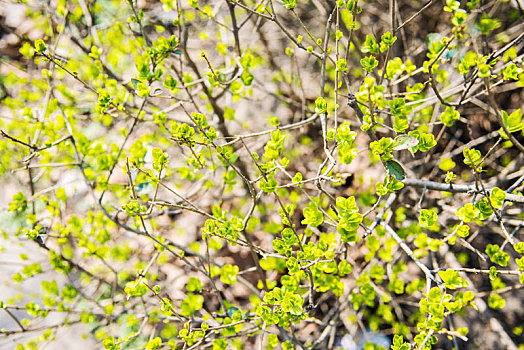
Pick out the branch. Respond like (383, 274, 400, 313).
(383, 223, 437, 283)
(1, 129, 36, 150)
(483, 78, 524, 153)
(402, 178, 524, 204)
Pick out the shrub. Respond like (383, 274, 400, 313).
(1, 0, 523, 349)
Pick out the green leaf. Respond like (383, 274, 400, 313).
(439, 158, 456, 172)
(124, 279, 148, 297)
(376, 176, 404, 195)
(463, 147, 483, 169)
(315, 97, 327, 114)
(379, 31, 397, 53)
(338, 260, 352, 276)
(259, 173, 278, 193)
(477, 13, 501, 35)
(408, 130, 437, 152)
(292, 172, 303, 184)
(440, 106, 460, 127)
(301, 202, 323, 227)
(102, 336, 116, 350)
(388, 278, 405, 294)
(486, 244, 510, 266)
(164, 74, 178, 90)
(146, 337, 162, 350)
(456, 203, 479, 223)
(267, 334, 279, 347)
(384, 160, 405, 180)
(478, 63, 492, 78)
(282, 0, 297, 9)
(224, 106, 235, 120)
(456, 224, 470, 238)
(152, 148, 169, 171)
(336, 58, 348, 72)
(371, 137, 395, 161)
(370, 264, 385, 283)
(513, 242, 524, 254)
(136, 82, 149, 97)
(475, 197, 493, 220)
(488, 294, 505, 309)
(361, 35, 379, 54)
(419, 209, 438, 228)
(240, 71, 254, 86)
(180, 293, 204, 316)
(337, 211, 362, 242)
(336, 196, 359, 216)
(438, 269, 468, 289)
(392, 335, 410, 350)
(501, 109, 524, 134)
(360, 56, 379, 73)
(220, 264, 239, 284)
(394, 115, 409, 133)
(286, 257, 300, 275)
(9, 192, 28, 213)
(502, 63, 521, 80)
(34, 39, 47, 54)
(186, 277, 202, 292)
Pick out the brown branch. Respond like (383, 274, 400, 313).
(483, 78, 524, 153)
(1, 129, 36, 150)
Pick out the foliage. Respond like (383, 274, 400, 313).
(0, 0, 523, 349)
